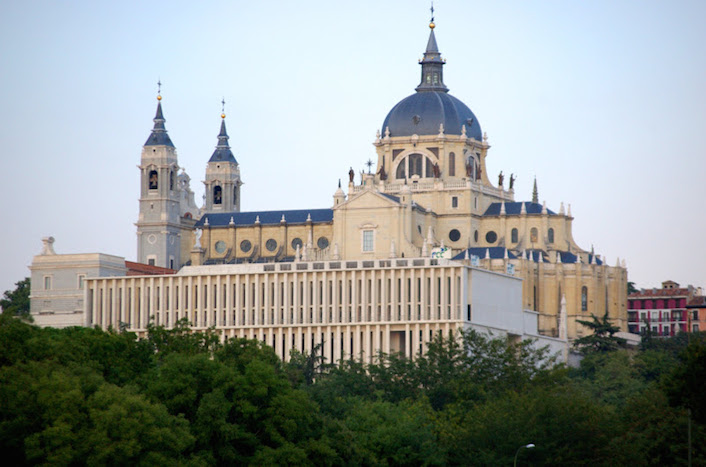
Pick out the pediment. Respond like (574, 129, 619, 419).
(335, 189, 401, 210)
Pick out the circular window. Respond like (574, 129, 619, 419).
(449, 229, 461, 242)
(474, 230, 479, 243)
(240, 240, 252, 253)
(291, 238, 303, 250)
(485, 231, 497, 243)
(214, 241, 226, 253)
(317, 237, 329, 249)
(266, 239, 278, 252)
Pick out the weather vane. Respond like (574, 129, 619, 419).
(430, 1, 434, 23)
(221, 98, 226, 118)
(157, 80, 161, 96)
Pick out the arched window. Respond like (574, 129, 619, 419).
(149, 170, 158, 190)
(396, 153, 435, 180)
(548, 228, 554, 243)
(448, 152, 455, 177)
(530, 227, 538, 243)
(409, 153, 423, 177)
(213, 186, 222, 205)
(511, 228, 518, 243)
(396, 161, 406, 179)
(581, 286, 588, 311)
(170, 170, 175, 190)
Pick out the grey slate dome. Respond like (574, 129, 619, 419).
(382, 92, 482, 139)
(381, 23, 482, 140)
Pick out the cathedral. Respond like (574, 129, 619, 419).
(29, 19, 627, 361)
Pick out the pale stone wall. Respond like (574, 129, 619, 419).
(85, 258, 559, 363)
(29, 245, 126, 328)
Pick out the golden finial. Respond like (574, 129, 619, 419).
(157, 80, 162, 100)
(221, 98, 226, 119)
(429, 22, 435, 29)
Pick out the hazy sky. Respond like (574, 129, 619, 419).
(1, 0, 705, 295)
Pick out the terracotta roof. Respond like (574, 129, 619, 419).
(687, 296, 706, 307)
(629, 288, 690, 298)
(125, 261, 176, 276)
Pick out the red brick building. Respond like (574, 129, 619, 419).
(628, 280, 702, 336)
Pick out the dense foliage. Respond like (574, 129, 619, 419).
(1, 277, 30, 320)
(1, 313, 704, 465)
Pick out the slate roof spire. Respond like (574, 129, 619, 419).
(209, 100, 237, 163)
(415, 15, 449, 93)
(532, 177, 539, 204)
(144, 82, 175, 147)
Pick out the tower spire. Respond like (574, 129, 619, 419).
(144, 82, 174, 147)
(532, 177, 539, 204)
(209, 102, 237, 163)
(415, 11, 448, 93)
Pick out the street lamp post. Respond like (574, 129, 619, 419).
(514, 443, 535, 467)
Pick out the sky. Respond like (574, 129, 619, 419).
(1, 0, 705, 295)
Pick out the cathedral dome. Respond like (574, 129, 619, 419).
(380, 22, 482, 140)
(381, 91, 482, 139)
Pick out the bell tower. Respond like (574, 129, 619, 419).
(136, 86, 183, 269)
(203, 102, 242, 213)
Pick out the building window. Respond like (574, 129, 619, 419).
(213, 186, 222, 205)
(77, 274, 85, 290)
(451, 196, 458, 208)
(485, 231, 497, 244)
(530, 227, 538, 243)
(170, 170, 175, 190)
(581, 286, 588, 311)
(395, 153, 434, 179)
(449, 229, 461, 242)
(511, 228, 518, 243)
(409, 153, 423, 177)
(448, 152, 455, 176)
(548, 228, 554, 243)
(43, 276, 52, 290)
(291, 238, 303, 250)
(149, 170, 158, 189)
(362, 230, 374, 252)
(396, 161, 406, 179)
(317, 237, 330, 250)
(148, 259, 155, 266)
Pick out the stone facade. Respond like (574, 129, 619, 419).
(28, 19, 627, 355)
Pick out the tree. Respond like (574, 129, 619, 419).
(0, 278, 30, 320)
(574, 312, 626, 354)
(663, 335, 706, 425)
(627, 281, 639, 295)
